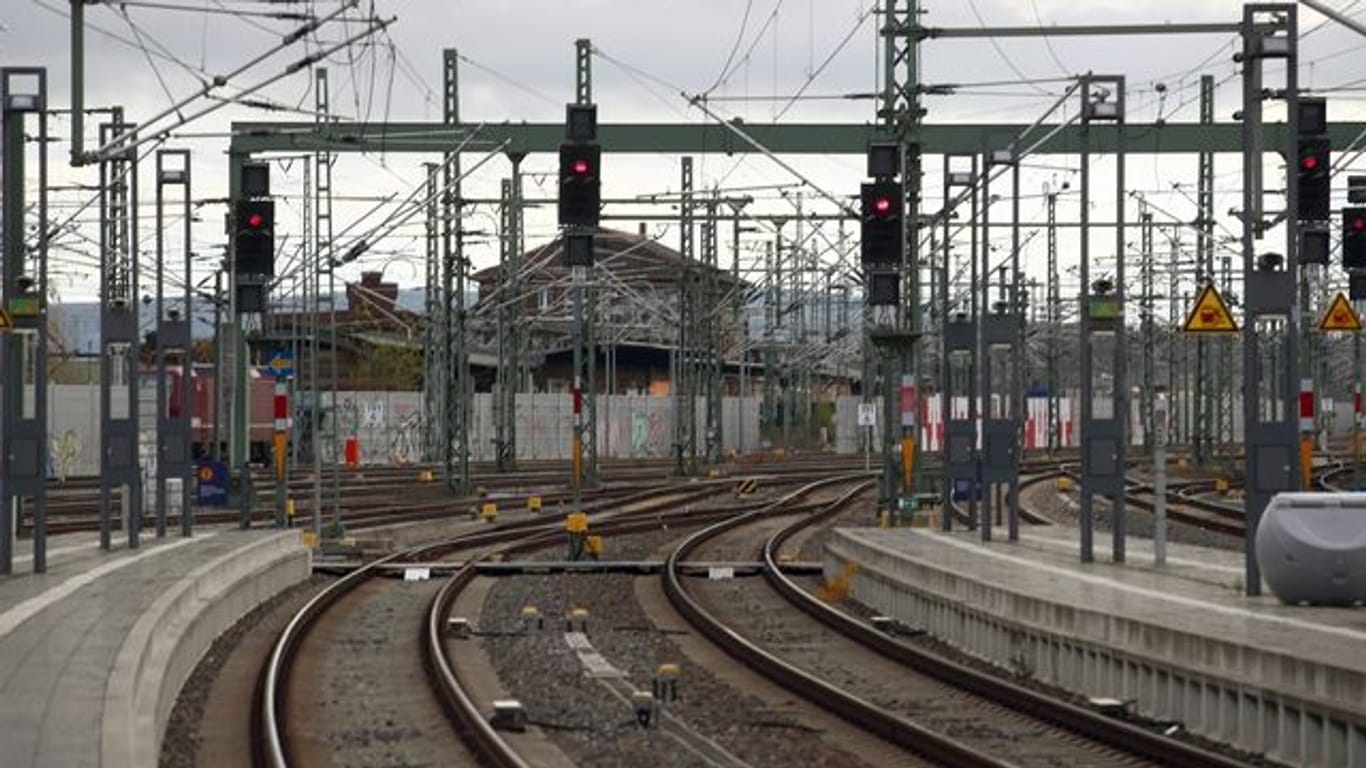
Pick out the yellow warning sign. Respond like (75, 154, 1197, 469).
(1318, 292, 1363, 332)
(1182, 283, 1239, 334)
(0, 309, 11, 333)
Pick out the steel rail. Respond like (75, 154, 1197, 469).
(762, 499, 1250, 768)
(661, 474, 1017, 768)
(256, 479, 739, 767)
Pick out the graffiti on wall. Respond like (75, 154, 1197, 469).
(52, 429, 82, 482)
(389, 409, 422, 465)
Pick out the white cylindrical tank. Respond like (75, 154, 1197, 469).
(1255, 492, 1366, 605)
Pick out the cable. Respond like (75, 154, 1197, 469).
(1029, 0, 1072, 78)
(713, 0, 786, 95)
(704, 0, 755, 96)
(116, 6, 182, 119)
(30, 0, 212, 80)
(773, 2, 874, 121)
(592, 46, 693, 118)
(454, 51, 561, 108)
(965, 0, 1050, 95)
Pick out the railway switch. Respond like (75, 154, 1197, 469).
(653, 663, 681, 703)
(631, 690, 656, 728)
(520, 605, 543, 632)
(490, 700, 527, 733)
(565, 607, 590, 632)
(445, 617, 470, 639)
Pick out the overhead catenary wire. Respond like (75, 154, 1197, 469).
(89, 0, 371, 160)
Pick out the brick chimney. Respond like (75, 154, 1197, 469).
(347, 270, 399, 316)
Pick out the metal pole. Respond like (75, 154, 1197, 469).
(1008, 151, 1022, 541)
(155, 151, 169, 538)
(1046, 190, 1060, 454)
(1078, 77, 1094, 563)
(1154, 390, 1168, 565)
(213, 271, 223, 462)
(978, 152, 992, 542)
(180, 157, 193, 536)
(70, 1, 84, 165)
(1241, 6, 1300, 597)
(676, 157, 696, 474)
(1, 69, 50, 572)
(440, 51, 470, 496)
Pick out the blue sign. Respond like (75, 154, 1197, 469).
(952, 478, 982, 502)
(196, 461, 230, 507)
(266, 349, 295, 379)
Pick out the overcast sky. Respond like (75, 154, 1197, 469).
(6, 0, 1366, 308)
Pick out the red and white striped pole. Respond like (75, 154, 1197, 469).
(1300, 378, 1314, 490)
(273, 380, 288, 482)
(899, 374, 916, 497)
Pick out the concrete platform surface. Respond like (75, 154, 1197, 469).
(0, 527, 310, 768)
(826, 525, 1366, 767)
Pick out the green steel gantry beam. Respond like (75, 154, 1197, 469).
(228, 120, 1366, 156)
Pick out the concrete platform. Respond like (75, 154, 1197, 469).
(825, 525, 1366, 768)
(0, 527, 311, 768)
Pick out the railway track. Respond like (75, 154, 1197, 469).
(22, 456, 875, 536)
(662, 475, 1249, 768)
(253, 455, 1268, 766)
(258, 474, 835, 767)
(418, 476, 872, 767)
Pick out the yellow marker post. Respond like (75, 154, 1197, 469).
(565, 512, 589, 534)
(1301, 437, 1314, 491)
(273, 433, 287, 480)
(481, 502, 498, 522)
(585, 535, 603, 558)
(528, 495, 542, 512)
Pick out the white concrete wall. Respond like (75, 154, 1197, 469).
(40, 385, 765, 474)
(43, 381, 1323, 474)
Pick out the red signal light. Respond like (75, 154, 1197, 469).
(1302, 155, 1320, 171)
(874, 197, 892, 215)
(1352, 217, 1366, 233)
(247, 213, 264, 228)
(572, 158, 590, 175)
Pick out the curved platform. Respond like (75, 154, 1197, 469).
(0, 528, 310, 768)
(825, 524, 1366, 768)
